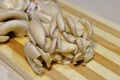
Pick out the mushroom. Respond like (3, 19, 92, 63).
(52, 53, 62, 63)
(0, 1, 7, 10)
(73, 52, 83, 64)
(23, 0, 30, 11)
(53, 28, 65, 40)
(66, 16, 77, 36)
(29, 19, 46, 50)
(62, 57, 72, 65)
(37, 46, 52, 68)
(35, 11, 52, 23)
(0, 0, 28, 11)
(62, 32, 76, 43)
(82, 31, 88, 40)
(57, 12, 65, 32)
(27, 31, 36, 45)
(24, 41, 43, 75)
(49, 37, 57, 54)
(44, 37, 52, 51)
(0, 35, 9, 42)
(76, 37, 83, 52)
(81, 38, 91, 52)
(0, 9, 28, 21)
(57, 38, 62, 53)
(83, 47, 94, 64)
(49, 16, 57, 37)
(59, 40, 76, 58)
(37, 0, 60, 17)
(0, 20, 28, 37)
(75, 20, 85, 37)
(79, 18, 94, 39)
(41, 22, 50, 37)
(64, 19, 71, 34)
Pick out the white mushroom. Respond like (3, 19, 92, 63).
(49, 37, 57, 54)
(59, 40, 76, 58)
(79, 18, 94, 39)
(0, 0, 27, 11)
(66, 16, 77, 36)
(0, 20, 28, 37)
(82, 31, 88, 40)
(37, 46, 52, 68)
(76, 37, 83, 52)
(37, 0, 60, 16)
(74, 46, 79, 55)
(0, 1, 7, 10)
(0, 36, 9, 42)
(81, 38, 91, 52)
(57, 12, 65, 32)
(73, 52, 83, 64)
(53, 28, 65, 40)
(27, 31, 36, 45)
(49, 16, 57, 37)
(52, 53, 62, 63)
(23, 0, 30, 11)
(35, 11, 52, 23)
(64, 19, 71, 34)
(57, 38, 62, 53)
(62, 57, 72, 65)
(0, 9, 28, 21)
(75, 20, 85, 37)
(24, 41, 43, 75)
(41, 23, 50, 37)
(83, 47, 94, 64)
(62, 32, 76, 43)
(29, 19, 46, 50)
(45, 37, 52, 51)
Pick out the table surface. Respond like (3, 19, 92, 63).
(0, 0, 120, 80)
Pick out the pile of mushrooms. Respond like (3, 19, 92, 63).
(0, 0, 94, 75)
(0, 0, 29, 42)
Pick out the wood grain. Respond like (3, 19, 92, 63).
(0, 0, 120, 80)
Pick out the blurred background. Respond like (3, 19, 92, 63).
(69, 0, 120, 25)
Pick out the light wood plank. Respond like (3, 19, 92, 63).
(53, 64, 88, 80)
(94, 26, 120, 48)
(69, 64, 105, 80)
(87, 60, 120, 80)
(95, 43, 120, 66)
(94, 53, 120, 75)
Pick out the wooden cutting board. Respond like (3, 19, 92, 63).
(0, 0, 120, 80)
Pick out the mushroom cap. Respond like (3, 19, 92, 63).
(0, 20, 29, 37)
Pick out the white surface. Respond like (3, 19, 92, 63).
(0, 0, 120, 80)
(0, 59, 25, 80)
(69, 0, 120, 25)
